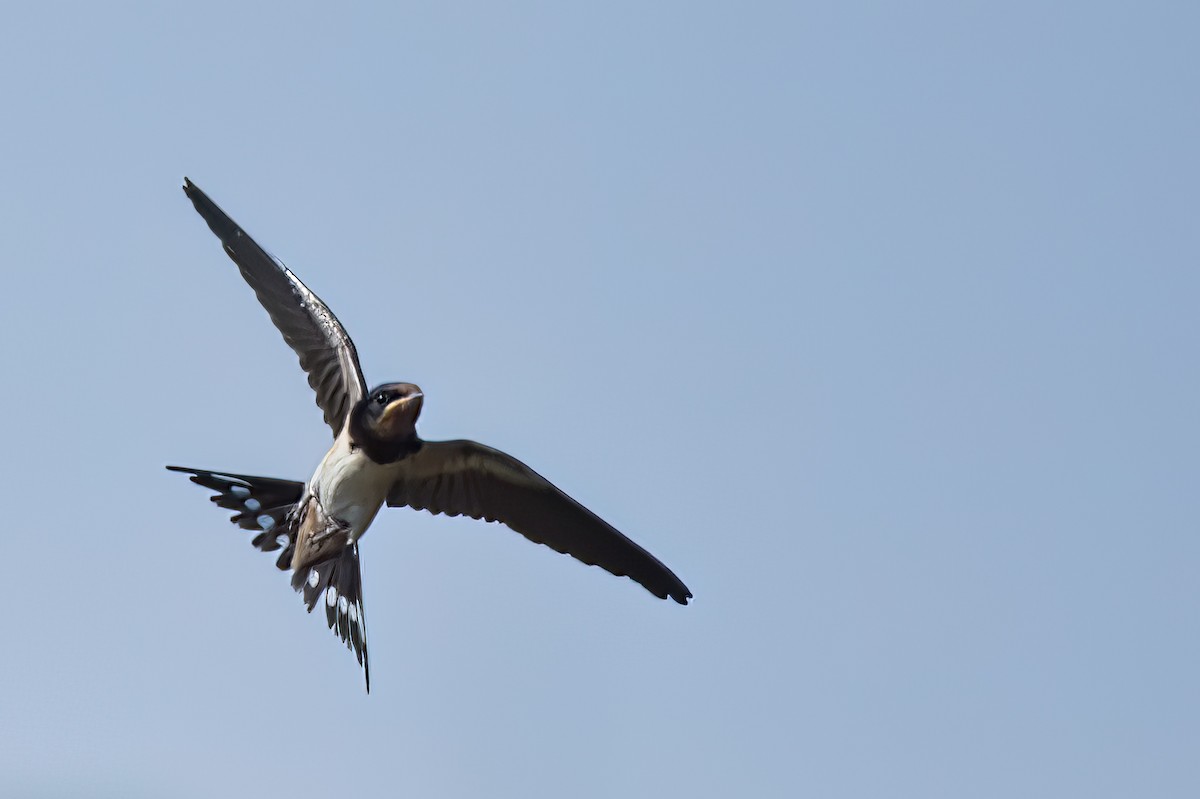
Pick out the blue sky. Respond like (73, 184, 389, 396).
(2, 2, 1198, 797)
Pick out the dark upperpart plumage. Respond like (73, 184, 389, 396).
(169, 177, 692, 690)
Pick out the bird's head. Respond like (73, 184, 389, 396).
(357, 382, 424, 443)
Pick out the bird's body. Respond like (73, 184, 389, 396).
(169, 179, 691, 691)
(308, 432, 394, 544)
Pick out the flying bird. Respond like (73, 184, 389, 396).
(168, 179, 691, 691)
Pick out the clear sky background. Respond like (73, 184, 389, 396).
(1, 3, 1197, 797)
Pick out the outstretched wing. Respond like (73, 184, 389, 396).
(182, 178, 368, 436)
(387, 441, 692, 604)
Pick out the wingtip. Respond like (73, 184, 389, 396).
(181, 177, 209, 207)
(666, 586, 692, 605)
(660, 576, 692, 606)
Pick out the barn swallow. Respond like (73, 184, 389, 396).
(168, 179, 691, 691)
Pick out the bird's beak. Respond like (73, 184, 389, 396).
(379, 392, 423, 431)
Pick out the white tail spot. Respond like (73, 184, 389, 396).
(307, 570, 319, 588)
(326, 586, 338, 607)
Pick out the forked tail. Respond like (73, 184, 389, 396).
(166, 466, 305, 568)
(294, 544, 370, 691)
(167, 466, 370, 691)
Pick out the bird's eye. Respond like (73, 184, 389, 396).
(374, 393, 388, 405)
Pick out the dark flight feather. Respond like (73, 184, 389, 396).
(182, 179, 368, 436)
(387, 440, 692, 604)
(166, 466, 304, 569)
(168, 466, 370, 690)
(295, 546, 370, 691)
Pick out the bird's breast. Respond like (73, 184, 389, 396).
(308, 437, 398, 538)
